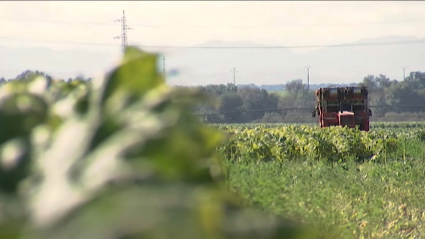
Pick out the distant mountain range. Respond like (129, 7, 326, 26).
(1, 35, 424, 85)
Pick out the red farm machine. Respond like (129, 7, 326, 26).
(312, 86, 372, 131)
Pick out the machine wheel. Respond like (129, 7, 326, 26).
(359, 120, 364, 131)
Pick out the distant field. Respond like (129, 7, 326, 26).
(215, 123, 425, 238)
(211, 121, 425, 129)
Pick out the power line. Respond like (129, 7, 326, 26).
(0, 36, 117, 47)
(2, 16, 425, 29)
(0, 16, 114, 26)
(132, 19, 425, 28)
(137, 39, 425, 49)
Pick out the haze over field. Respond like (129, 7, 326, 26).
(0, 1, 424, 85)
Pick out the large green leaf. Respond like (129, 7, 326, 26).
(0, 47, 310, 239)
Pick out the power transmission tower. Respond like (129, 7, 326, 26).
(305, 65, 311, 91)
(114, 10, 133, 53)
(230, 67, 238, 85)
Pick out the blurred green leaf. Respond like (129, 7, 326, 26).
(101, 46, 163, 110)
(0, 47, 309, 239)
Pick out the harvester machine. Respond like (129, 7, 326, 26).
(312, 86, 372, 131)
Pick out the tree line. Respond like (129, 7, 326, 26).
(0, 70, 92, 86)
(191, 71, 425, 123)
(2, 70, 425, 123)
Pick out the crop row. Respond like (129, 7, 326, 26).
(217, 125, 425, 163)
(212, 122, 425, 129)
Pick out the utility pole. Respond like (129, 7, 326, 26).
(305, 65, 311, 91)
(114, 10, 133, 53)
(402, 66, 407, 80)
(230, 67, 238, 85)
(162, 55, 166, 74)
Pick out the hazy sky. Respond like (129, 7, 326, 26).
(0, 1, 424, 84)
(1, 1, 425, 51)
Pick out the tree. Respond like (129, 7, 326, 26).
(237, 86, 278, 122)
(285, 79, 307, 95)
(277, 92, 297, 109)
(14, 70, 53, 87)
(405, 71, 425, 90)
(217, 91, 244, 123)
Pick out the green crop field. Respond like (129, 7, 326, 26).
(214, 123, 425, 238)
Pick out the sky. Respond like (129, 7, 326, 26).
(0, 1, 425, 84)
(1, 1, 425, 49)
